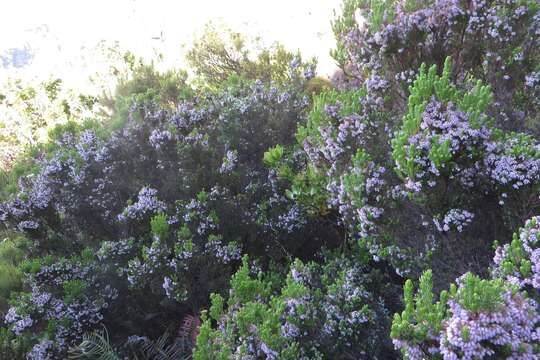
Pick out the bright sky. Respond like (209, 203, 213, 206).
(0, 0, 341, 88)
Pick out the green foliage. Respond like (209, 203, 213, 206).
(342, 149, 371, 211)
(331, 0, 398, 68)
(193, 313, 231, 360)
(195, 258, 298, 359)
(391, 270, 515, 357)
(0, 236, 26, 266)
(391, 270, 448, 345)
(63, 280, 88, 305)
(208, 293, 224, 321)
(0, 328, 32, 360)
(494, 131, 540, 159)
(265, 146, 327, 213)
(0, 264, 21, 303)
(80, 248, 95, 264)
(285, 164, 329, 214)
(0, 235, 28, 310)
(454, 273, 505, 313)
(228, 256, 268, 305)
(187, 23, 315, 89)
(18, 255, 53, 275)
(499, 231, 531, 277)
(150, 213, 170, 239)
(114, 54, 191, 107)
(0, 75, 103, 171)
(331, 0, 363, 68)
(391, 57, 492, 179)
(263, 145, 284, 167)
(0, 152, 41, 200)
(297, 88, 364, 145)
(0, 118, 107, 200)
(195, 253, 396, 359)
(494, 216, 540, 293)
(282, 88, 367, 214)
(103, 55, 191, 130)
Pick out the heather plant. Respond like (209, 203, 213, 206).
(391, 217, 540, 359)
(0, 55, 328, 356)
(194, 251, 399, 360)
(493, 216, 540, 300)
(273, 50, 540, 284)
(258, 0, 540, 301)
(332, 0, 540, 131)
(0, 72, 312, 248)
(1, 0, 540, 358)
(3, 249, 120, 359)
(102, 55, 193, 132)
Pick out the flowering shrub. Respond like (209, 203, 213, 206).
(391, 217, 540, 359)
(493, 216, 540, 298)
(0, 57, 327, 356)
(332, 0, 540, 131)
(4, 249, 119, 358)
(194, 251, 398, 360)
(274, 25, 540, 283)
(186, 23, 317, 89)
(1, 0, 540, 358)
(272, 57, 540, 286)
(0, 76, 101, 171)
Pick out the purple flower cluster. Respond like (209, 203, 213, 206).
(485, 146, 540, 190)
(494, 216, 540, 291)
(434, 209, 475, 233)
(441, 290, 539, 360)
(26, 339, 54, 360)
(204, 237, 242, 264)
(271, 205, 308, 234)
(403, 100, 491, 186)
(76, 130, 99, 162)
(4, 308, 33, 336)
(336, 0, 540, 127)
(2, 253, 120, 358)
(393, 287, 540, 360)
(118, 187, 166, 221)
(219, 150, 238, 174)
(148, 128, 173, 149)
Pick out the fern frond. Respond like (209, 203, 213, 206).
(68, 326, 120, 360)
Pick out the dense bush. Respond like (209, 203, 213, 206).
(101, 54, 194, 131)
(0, 53, 323, 357)
(281, 56, 540, 286)
(194, 250, 399, 359)
(391, 216, 540, 359)
(269, 0, 540, 286)
(0, 0, 539, 359)
(332, 0, 540, 131)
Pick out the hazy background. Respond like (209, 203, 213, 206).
(0, 0, 341, 89)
